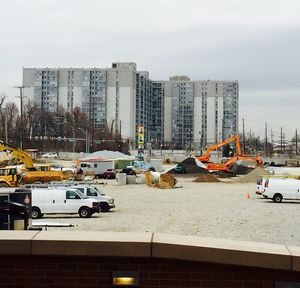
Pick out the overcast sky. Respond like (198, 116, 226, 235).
(0, 0, 299, 140)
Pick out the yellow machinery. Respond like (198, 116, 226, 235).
(0, 141, 73, 187)
(196, 135, 263, 172)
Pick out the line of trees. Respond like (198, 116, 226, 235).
(0, 98, 128, 154)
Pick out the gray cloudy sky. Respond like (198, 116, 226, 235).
(0, 0, 299, 140)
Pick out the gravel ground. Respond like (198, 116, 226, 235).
(34, 176, 300, 246)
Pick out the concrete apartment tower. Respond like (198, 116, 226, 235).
(23, 63, 137, 142)
(23, 63, 238, 150)
(162, 76, 238, 150)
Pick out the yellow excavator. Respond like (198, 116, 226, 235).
(0, 141, 73, 187)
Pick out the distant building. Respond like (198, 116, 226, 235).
(23, 63, 238, 149)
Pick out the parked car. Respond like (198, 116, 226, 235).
(103, 169, 116, 179)
(121, 167, 136, 176)
(262, 178, 300, 203)
(41, 152, 58, 159)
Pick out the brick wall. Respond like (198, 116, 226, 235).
(1, 255, 300, 288)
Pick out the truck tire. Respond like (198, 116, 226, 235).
(273, 194, 283, 203)
(32, 207, 42, 219)
(0, 182, 9, 187)
(79, 207, 91, 218)
(100, 202, 110, 212)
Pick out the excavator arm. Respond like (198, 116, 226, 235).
(0, 141, 36, 170)
(196, 134, 242, 163)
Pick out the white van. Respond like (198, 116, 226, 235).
(21, 183, 115, 212)
(70, 185, 115, 212)
(20, 187, 100, 219)
(262, 178, 300, 203)
(256, 177, 267, 195)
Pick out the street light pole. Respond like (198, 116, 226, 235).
(79, 128, 89, 154)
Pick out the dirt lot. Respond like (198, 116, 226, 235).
(34, 176, 300, 246)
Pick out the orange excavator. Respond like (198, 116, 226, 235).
(196, 134, 263, 172)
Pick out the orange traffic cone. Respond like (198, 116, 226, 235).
(246, 192, 250, 199)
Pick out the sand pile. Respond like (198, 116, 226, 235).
(235, 167, 271, 183)
(167, 157, 208, 174)
(193, 174, 220, 182)
(231, 165, 254, 175)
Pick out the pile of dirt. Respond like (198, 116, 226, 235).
(212, 171, 234, 178)
(235, 167, 272, 183)
(193, 174, 220, 182)
(230, 165, 254, 175)
(167, 157, 209, 174)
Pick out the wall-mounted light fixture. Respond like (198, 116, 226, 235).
(112, 271, 139, 287)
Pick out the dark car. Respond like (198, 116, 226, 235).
(121, 168, 136, 176)
(103, 169, 116, 179)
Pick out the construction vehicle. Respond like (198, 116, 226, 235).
(0, 141, 73, 187)
(196, 135, 263, 173)
(197, 134, 241, 163)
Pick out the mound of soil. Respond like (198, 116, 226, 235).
(230, 165, 254, 175)
(193, 174, 220, 182)
(167, 157, 209, 174)
(235, 167, 271, 183)
(213, 171, 235, 178)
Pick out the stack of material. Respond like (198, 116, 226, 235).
(145, 171, 154, 187)
(136, 174, 146, 184)
(235, 167, 271, 183)
(230, 165, 254, 175)
(158, 174, 176, 189)
(193, 174, 220, 182)
(116, 173, 127, 185)
(126, 175, 136, 184)
(144, 171, 177, 189)
(167, 157, 209, 174)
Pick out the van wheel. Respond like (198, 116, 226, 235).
(0, 182, 9, 187)
(79, 207, 91, 218)
(100, 202, 110, 212)
(273, 194, 283, 203)
(32, 207, 42, 219)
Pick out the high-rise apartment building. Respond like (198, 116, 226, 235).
(23, 63, 238, 149)
(163, 77, 239, 149)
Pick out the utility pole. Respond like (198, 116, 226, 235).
(15, 86, 27, 149)
(242, 118, 245, 153)
(265, 123, 268, 157)
(296, 129, 298, 156)
(280, 127, 283, 155)
(270, 128, 274, 157)
(5, 110, 8, 143)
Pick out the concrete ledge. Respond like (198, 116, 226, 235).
(1, 231, 300, 271)
(32, 231, 153, 257)
(0, 231, 40, 255)
(287, 246, 300, 272)
(152, 233, 292, 270)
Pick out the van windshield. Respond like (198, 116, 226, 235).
(74, 189, 89, 199)
(93, 186, 105, 196)
(87, 188, 98, 197)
